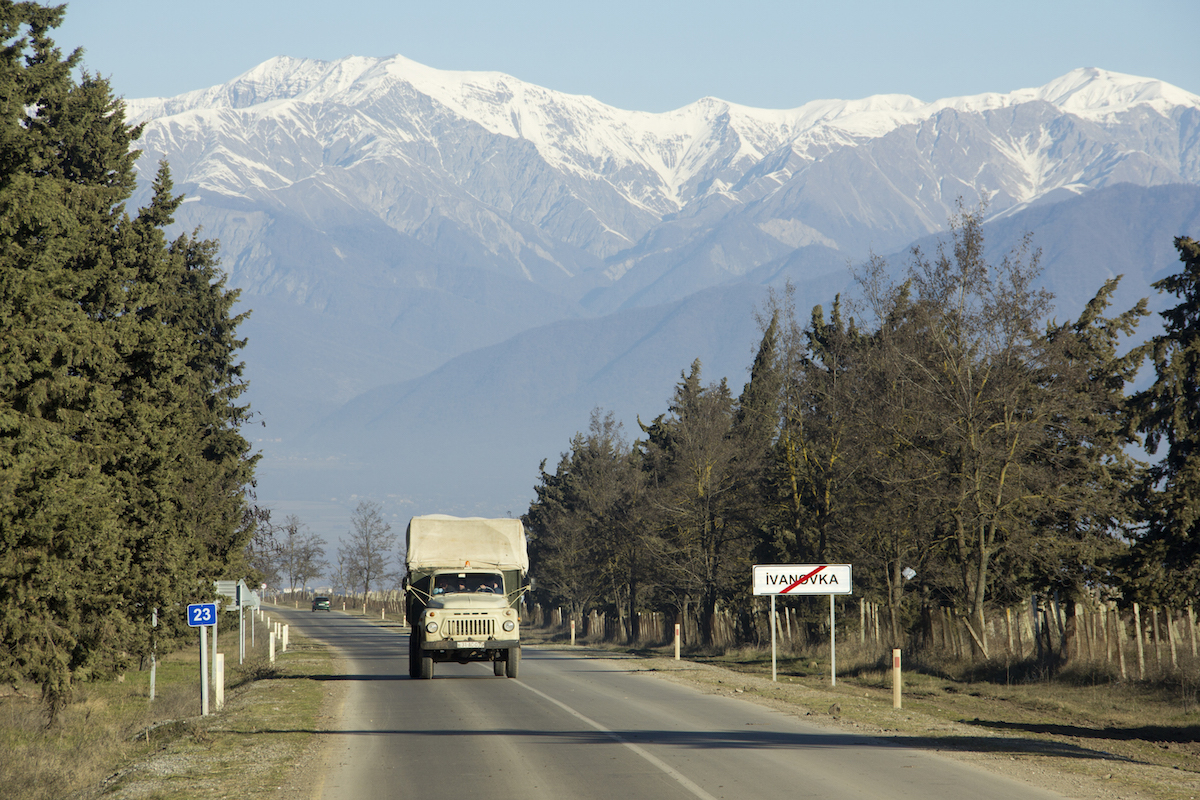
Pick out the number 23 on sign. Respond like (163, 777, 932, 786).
(187, 603, 217, 626)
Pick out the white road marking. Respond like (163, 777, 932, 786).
(512, 678, 720, 800)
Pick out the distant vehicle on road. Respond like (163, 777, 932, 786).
(312, 595, 331, 612)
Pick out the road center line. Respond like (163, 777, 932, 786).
(513, 678, 719, 800)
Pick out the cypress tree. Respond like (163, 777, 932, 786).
(1126, 236, 1200, 603)
(0, 2, 256, 717)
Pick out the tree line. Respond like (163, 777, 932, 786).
(0, 3, 256, 717)
(526, 203, 1200, 661)
(245, 501, 403, 601)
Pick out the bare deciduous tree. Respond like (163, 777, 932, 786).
(278, 515, 328, 593)
(340, 501, 396, 598)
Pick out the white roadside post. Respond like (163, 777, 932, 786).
(269, 630, 276, 664)
(752, 565, 853, 686)
(149, 608, 157, 702)
(215, 653, 225, 710)
(283, 624, 289, 652)
(238, 586, 245, 665)
(893, 649, 902, 708)
(674, 623, 681, 661)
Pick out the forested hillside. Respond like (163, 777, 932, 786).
(0, 3, 256, 718)
(527, 206, 1200, 660)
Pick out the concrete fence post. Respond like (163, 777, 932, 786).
(269, 631, 276, 664)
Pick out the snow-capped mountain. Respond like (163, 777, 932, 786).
(122, 57, 1200, 535)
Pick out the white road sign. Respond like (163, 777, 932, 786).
(753, 564, 852, 595)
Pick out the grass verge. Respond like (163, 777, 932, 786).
(0, 607, 339, 800)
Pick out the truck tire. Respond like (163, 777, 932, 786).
(420, 650, 434, 680)
(493, 657, 505, 677)
(505, 645, 520, 678)
(408, 629, 421, 679)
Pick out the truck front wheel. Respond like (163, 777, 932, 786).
(420, 649, 434, 680)
(408, 629, 421, 679)
(493, 657, 505, 676)
(505, 645, 520, 678)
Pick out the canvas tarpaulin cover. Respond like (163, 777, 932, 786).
(405, 514, 528, 573)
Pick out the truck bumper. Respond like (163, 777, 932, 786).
(421, 639, 519, 652)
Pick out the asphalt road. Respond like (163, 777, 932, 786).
(274, 608, 1065, 800)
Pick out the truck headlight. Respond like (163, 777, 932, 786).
(425, 621, 439, 633)
(502, 620, 515, 632)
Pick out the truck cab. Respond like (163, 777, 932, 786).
(408, 568, 522, 678)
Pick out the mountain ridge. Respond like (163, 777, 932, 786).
(117, 56, 1200, 537)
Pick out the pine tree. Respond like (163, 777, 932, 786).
(1126, 236, 1200, 603)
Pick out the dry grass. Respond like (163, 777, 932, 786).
(0, 655, 206, 800)
(0, 610, 329, 800)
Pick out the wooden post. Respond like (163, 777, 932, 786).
(1133, 603, 1145, 679)
(1113, 602, 1127, 681)
(1101, 603, 1111, 664)
(1167, 609, 1179, 669)
(1032, 596, 1043, 662)
(1005, 607, 1014, 657)
(1190, 606, 1198, 659)
(1151, 607, 1162, 667)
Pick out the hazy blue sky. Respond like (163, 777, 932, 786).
(56, 0, 1198, 111)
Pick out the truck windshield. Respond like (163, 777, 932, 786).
(433, 573, 503, 594)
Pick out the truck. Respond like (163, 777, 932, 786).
(403, 514, 529, 679)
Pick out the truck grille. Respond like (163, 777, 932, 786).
(447, 617, 494, 637)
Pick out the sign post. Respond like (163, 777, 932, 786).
(752, 565, 852, 684)
(187, 603, 218, 716)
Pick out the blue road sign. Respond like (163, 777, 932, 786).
(187, 603, 218, 627)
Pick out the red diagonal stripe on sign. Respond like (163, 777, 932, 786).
(781, 565, 826, 594)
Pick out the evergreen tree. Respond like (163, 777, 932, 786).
(526, 409, 643, 631)
(1126, 236, 1200, 602)
(640, 361, 751, 646)
(0, 3, 256, 717)
(1033, 278, 1146, 601)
